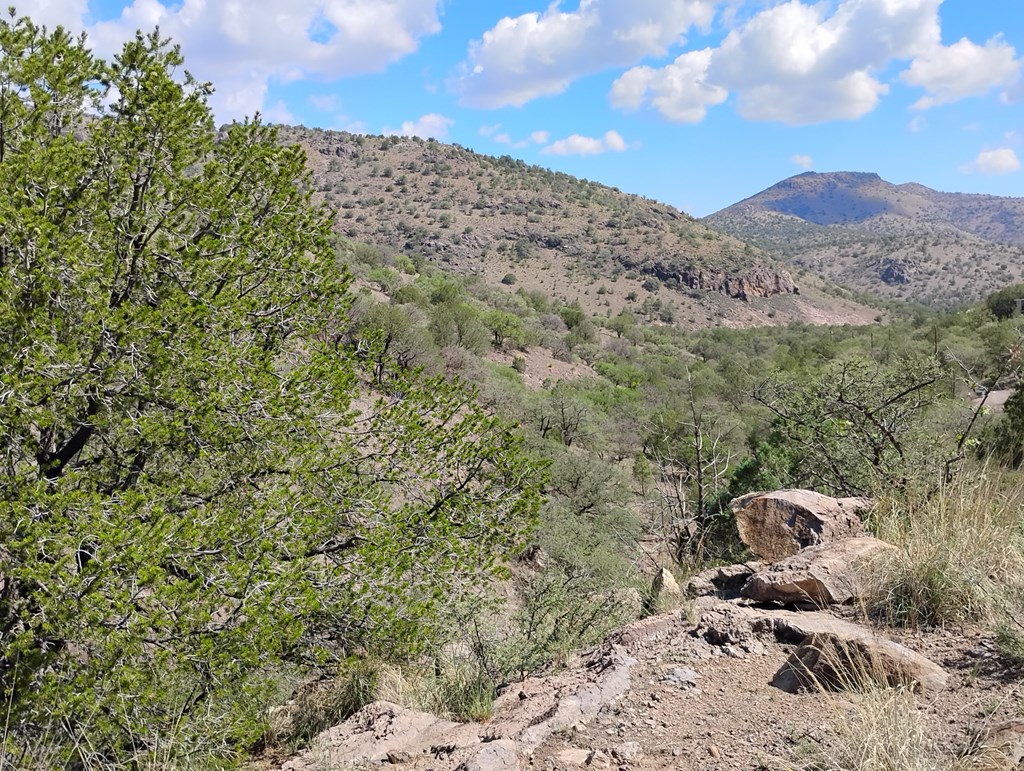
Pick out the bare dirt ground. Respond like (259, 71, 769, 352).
(529, 610, 1021, 770)
(272, 601, 1023, 771)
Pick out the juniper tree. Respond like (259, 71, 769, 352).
(0, 15, 541, 763)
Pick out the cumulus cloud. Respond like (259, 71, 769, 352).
(13, 0, 88, 29)
(708, 0, 939, 124)
(455, 0, 716, 108)
(542, 129, 632, 156)
(791, 154, 813, 169)
(530, 130, 550, 144)
(45, 0, 442, 121)
(962, 148, 1021, 175)
(612, 0, 959, 125)
(385, 113, 453, 140)
(610, 48, 727, 123)
(902, 36, 1021, 108)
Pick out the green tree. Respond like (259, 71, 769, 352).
(0, 17, 541, 763)
(752, 356, 945, 495)
(985, 283, 1024, 320)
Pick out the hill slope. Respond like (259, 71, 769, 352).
(705, 171, 1024, 307)
(275, 127, 879, 329)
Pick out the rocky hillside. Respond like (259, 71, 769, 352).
(705, 172, 1024, 307)
(274, 126, 879, 329)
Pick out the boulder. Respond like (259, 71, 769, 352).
(741, 537, 895, 606)
(771, 631, 948, 694)
(647, 561, 688, 610)
(731, 489, 873, 562)
(685, 562, 761, 598)
(694, 599, 947, 694)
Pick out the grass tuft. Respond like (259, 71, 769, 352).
(866, 474, 1024, 628)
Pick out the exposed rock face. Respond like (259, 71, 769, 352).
(879, 257, 913, 285)
(732, 489, 873, 562)
(772, 631, 949, 694)
(685, 562, 761, 599)
(741, 537, 896, 606)
(277, 647, 637, 771)
(641, 260, 799, 300)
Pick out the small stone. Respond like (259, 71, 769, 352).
(709, 744, 722, 759)
(612, 742, 642, 762)
(586, 750, 611, 769)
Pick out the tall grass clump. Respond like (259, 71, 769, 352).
(813, 685, 1008, 771)
(866, 474, 1024, 628)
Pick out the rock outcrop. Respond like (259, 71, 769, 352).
(772, 630, 949, 694)
(732, 489, 873, 562)
(740, 537, 895, 606)
(638, 259, 799, 300)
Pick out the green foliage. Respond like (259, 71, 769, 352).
(987, 386, 1024, 468)
(501, 272, 517, 285)
(985, 283, 1024, 320)
(753, 356, 947, 495)
(0, 16, 542, 763)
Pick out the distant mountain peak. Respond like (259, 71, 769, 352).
(705, 171, 1024, 308)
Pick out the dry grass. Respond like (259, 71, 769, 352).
(265, 655, 496, 752)
(866, 474, 1024, 628)
(814, 686, 1012, 771)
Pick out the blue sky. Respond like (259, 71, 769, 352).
(28, 0, 1024, 215)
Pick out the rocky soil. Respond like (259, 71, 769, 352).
(271, 491, 1024, 770)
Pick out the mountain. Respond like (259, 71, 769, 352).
(705, 171, 1024, 307)
(275, 126, 880, 329)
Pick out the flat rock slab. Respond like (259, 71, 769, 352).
(695, 600, 948, 694)
(277, 648, 637, 771)
(741, 536, 895, 605)
(772, 632, 948, 694)
(732, 489, 873, 562)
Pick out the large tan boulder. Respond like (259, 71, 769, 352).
(741, 537, 895, 606)
(771, 629, 948, 694)
(731, 489, 873, 562)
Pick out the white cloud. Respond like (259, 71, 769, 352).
(902, 36, 1021, 109)
(611, 0, 951, 125)
(541, 129, 632, 156)
(479, 123, 502, 137)
(791, 154, 813, 169)
(962, 148, 1021, 175)
(908, 115, 927, 132)
(263, 100, 296, 124)
(15, 0, 88, 28)
(611, 48, 727, 123)
(384, 113, 453, 140)
(530, 130, 550, 144)
(57, 0, 442, 121)
(708, 0, 939, 124)
(455, 0, 716, 108)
